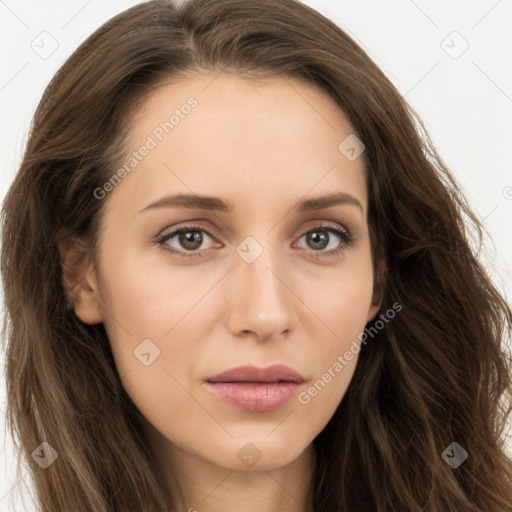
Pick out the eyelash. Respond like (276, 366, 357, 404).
(156, 222, 355, 260)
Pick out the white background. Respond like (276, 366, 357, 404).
(1, 0, 511, 509)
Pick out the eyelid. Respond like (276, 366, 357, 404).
(299, 219, 351, 237)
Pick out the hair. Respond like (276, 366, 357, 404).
(1, 0, 511, 510)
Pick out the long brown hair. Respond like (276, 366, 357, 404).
(2, 0, 511, 510)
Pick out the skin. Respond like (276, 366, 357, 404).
(66, 71, 384, 512)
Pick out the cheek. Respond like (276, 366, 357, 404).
(312, 251, 375, 344)
(97, 246, 207, 360)
(297, 298, 370, 435)
(299, 252, 374, 405)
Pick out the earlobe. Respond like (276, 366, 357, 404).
(60, 235, 104, 325)
(367, 257, 386, 323)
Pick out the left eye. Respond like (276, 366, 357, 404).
(296, 227, 350, 252)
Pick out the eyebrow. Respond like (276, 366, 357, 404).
(136, 191, 364, 216)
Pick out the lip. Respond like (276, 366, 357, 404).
(207, 364, 305, 384)
(205, 364, 305, 412)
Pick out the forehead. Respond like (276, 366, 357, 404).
(105, 71, 368, 218)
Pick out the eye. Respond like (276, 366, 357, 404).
(157, 224, 218, 258)
(295, 224, 354, 258)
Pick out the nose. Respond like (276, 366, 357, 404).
(225, 241, 297, 342)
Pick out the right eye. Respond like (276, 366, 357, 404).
(156, 224, 221, 258)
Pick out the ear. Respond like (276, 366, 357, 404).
(366, 257, 386, 323)
(59, 235, 104, 325)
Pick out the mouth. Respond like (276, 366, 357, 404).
(204, 364, 305, 412)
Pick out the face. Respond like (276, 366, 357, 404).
(75, 71, 381, 474)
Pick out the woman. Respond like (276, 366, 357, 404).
(1, 0, 511, 510)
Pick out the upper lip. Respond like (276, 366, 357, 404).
(207, 364, 305, 383)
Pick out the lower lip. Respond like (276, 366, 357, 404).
(205, 381, 303, 412)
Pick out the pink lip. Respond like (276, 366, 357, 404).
(205, 364, 305, 412)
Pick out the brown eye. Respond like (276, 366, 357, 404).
(297, 226, 353, 255)
(305, 230, 330, 250)
(176, 230, 205, 251)
(159, 226, 217, 257)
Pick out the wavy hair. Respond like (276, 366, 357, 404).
(1, 0, 511, 510)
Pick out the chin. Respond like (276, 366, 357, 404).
(199, 435, 313, 473)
